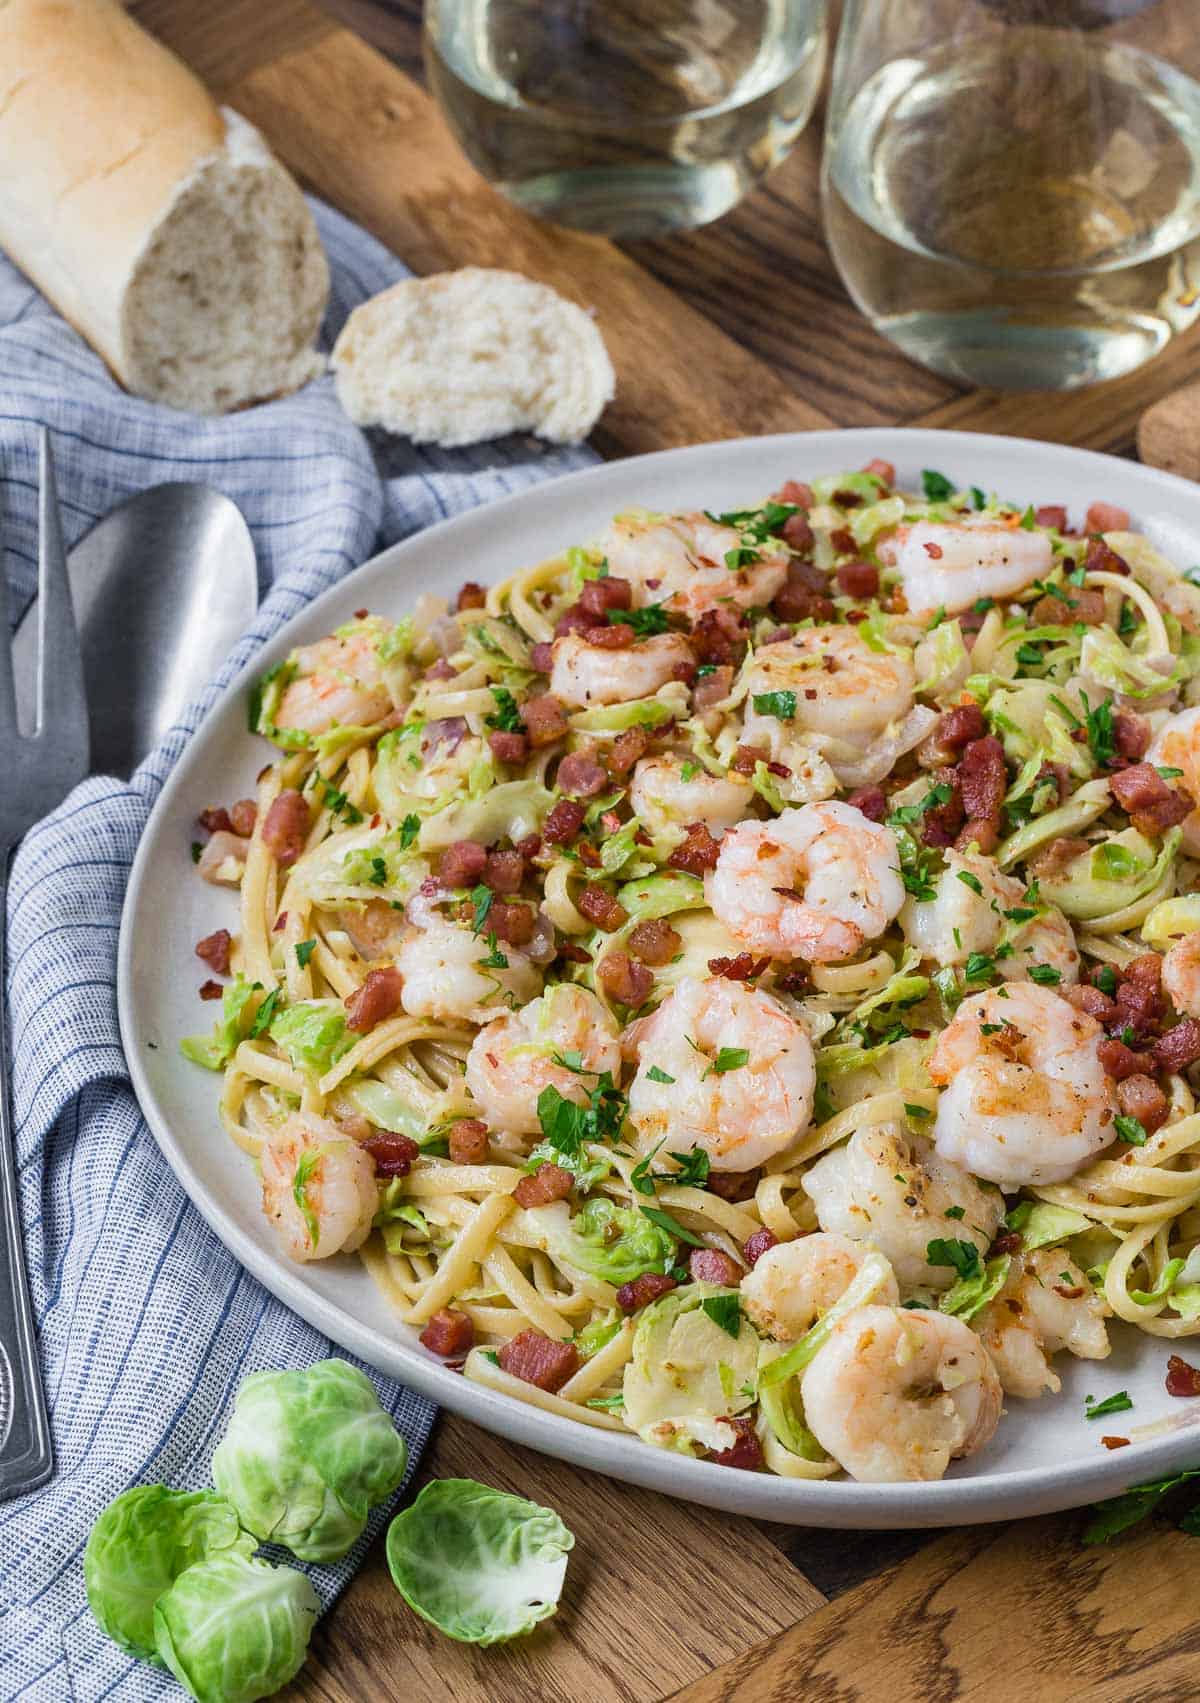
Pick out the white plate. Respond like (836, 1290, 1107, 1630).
(119, 429, 1200, 1528)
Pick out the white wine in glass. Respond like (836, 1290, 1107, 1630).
(425, 0, 827, 238)
(823, 4, 1200, 389)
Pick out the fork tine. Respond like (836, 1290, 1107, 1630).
(36, 429, 88, 762)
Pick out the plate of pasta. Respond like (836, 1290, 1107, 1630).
(119, 429, 1200, 1527)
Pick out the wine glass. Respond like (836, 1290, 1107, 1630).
(823, 0, 1200, 389)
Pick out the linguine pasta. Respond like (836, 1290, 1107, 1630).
(184, 465, 1200, 1483)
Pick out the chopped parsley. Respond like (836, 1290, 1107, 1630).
(1028, 963, 1062, 985)
(190, 841, 202, 864)
(1019, 504, 1037, 530)
(608, 604, 670, 636)
(1083, 1467, 1200, 1544)
(485, 686, 525, 733)
(680, 761, 701, 783)
(926, 1238, 981, 1280)
(470, 885, 494, 934)
(1080, 692, 1116, 768)
(316, 777, 363, 825)
(247, 986, 280, 1039)
(398, 813, 420, 850)
(639, 1204, 705, 1247)
(709, 1046, 749, 1076)
(944, 1204, 965, 1220)
(477, 932, 508, 970)
(294, 939, 316, 969)
(700, 1295, 743, 1340)
(752, 689, 798, 721)
(536, 1076, 627, 1161)
(957, 870, 984, 896)
(647, 1065, 676, 1084)
(1095, 965, 1118, 997)
(904, 1103, 932, 1121)
(970, 486, 987, 511)
(1084, 1390, 1134, 1421)
(1114, 1115, 1148, 1147)
(963, 951, 997, 985)
(922, 469, 954, 502)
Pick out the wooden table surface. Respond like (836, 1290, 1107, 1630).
(129, 1, 1200, 1697)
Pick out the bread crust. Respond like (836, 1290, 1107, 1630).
(0, 0, 327, 411)
(0, 0, 227, 378)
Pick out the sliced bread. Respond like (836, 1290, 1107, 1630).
(331, 268, 615, 447)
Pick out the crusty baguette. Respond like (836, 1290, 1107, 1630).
(332, 269, 615, 447)
(0, 0, 328, 413)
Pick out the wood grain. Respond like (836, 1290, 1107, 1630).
(669, 1517, 1200, 1703)
(1139, 380, 1200, 484)
(284, 1416, 825, 1703)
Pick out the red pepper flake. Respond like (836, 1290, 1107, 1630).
(1100, 1435, 1130, 1450)
(1166, 1354, 1200, 1397)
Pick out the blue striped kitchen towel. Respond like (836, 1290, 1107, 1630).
(0, 198, 595, 1702)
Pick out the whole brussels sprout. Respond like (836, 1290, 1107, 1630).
(84, 1485, 253, 1662)
(211, 1359, 408, 1562)
(154, 1552, 319, 1703)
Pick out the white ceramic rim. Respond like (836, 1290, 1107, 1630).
(118, 428, 1200, 1528)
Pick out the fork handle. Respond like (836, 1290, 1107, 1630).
(0, 850, 53, 1500)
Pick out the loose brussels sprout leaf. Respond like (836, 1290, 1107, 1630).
(850, 494, 905, 547)
(268, 1001, 355, 1076)
(616, 871, 706, 922)
(154, 1552, 318, 1703)
(939, 1254, 1011, 1323)
(759, 1252, 894, 1391)
(756, 1347, 826, 1463)
(570, 681, 689, 732)
(374, 1181, 432, 1253)
(212, 1360, 408, 1563)
(812, 469, 886, 506)
(85, 1485, 253, 1662)
(544, 1197, 676, 1285)
(180, 977, 262, 1072)
(249, 660, 309, 751)
(1007, 1200, 1092, 1251)
(386, 1479, 573, 1645)
(575, 1312, 622, 1359)
(1036, 827, 1179, 921)
(342, 1077, 426, 1140)
(622, 1284, 758, 1450)
(915, 618, 967, 695)
(1080, 627, 1181, 700)
(416, 777, 553, 852)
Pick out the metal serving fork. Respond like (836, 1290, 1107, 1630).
(0, 430, 88, 1500)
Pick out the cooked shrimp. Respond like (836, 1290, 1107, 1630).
(878, 517, 1052, 616)
(338, 898, 408, 961)
(927, 983, 1117, 1187)
(802, 1124, 1002, 1291)
(260, 1111, 378, 1263)
(742, 626, 915, 751)
(549, 630, 694, 709)
(464, 985, 621, 1140)
(625, 974, 815, 1171)
(596, 510, 788, 618)
(901, 848, 1080, 985)
(1148, 705, 1200, 857)
(740, 1231, 899, 1342)
(800, 1304, 1003, 1482)
(1164, 929, 1200, 1018)
(974, 1250, 1110, 1399)
(276, 624, 393, 735)
(395, 919, 541, 1023)
(628, 754, 754, 839)
(706, 801, 904, 963)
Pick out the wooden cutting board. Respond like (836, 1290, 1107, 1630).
(125, 2, 1200, 1697)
